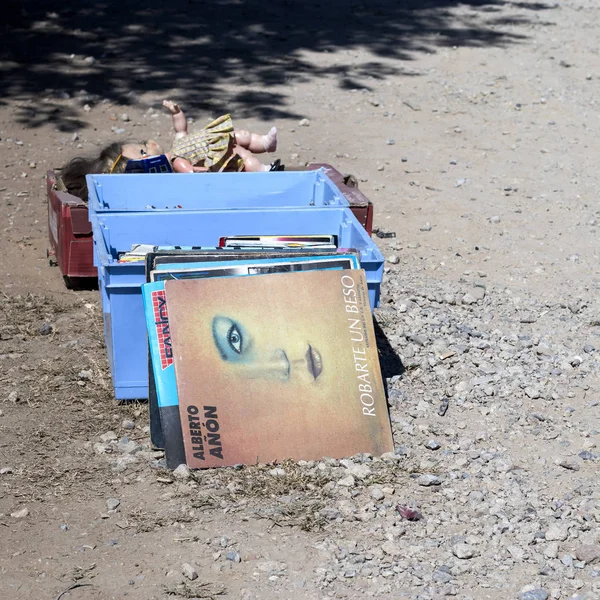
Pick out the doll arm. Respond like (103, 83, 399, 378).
(163, 100, 188, 138)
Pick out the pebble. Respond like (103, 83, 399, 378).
(387, 255, 400, 265)
(489, 215, 501, 224)
(417, 474, 441, 486)
(100, 431, 118, 443)
(299, 118, 310, 126)
(575, 545, 600, 564)
(122, 419, 135, 430)
(386, 139, 395, 145)
(424, 439, 441, 450)
(120, 113, 130, 122)
(556, 458, 580, 471)
(0, 467, 13, 475)
(11, 507, 29, 519)
(462, 287, 486, 304)
(452, 543, 476, 559)
(337, 475, 355, 487)
(369, 486, 385, 501)
(182, 563, 198, 580)
(520, 590, 548, 600)
(226, 551, 241, 563)
(420, 222, 432, 232)
(545, 524, 569, 542)
(106, 498, 120, 511)
(172, 464, 191, 480)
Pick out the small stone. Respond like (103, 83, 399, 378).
(106, 498, 120, 511)
(120, 113, 130, 122)
(182, 563, 198, 580)
(121, 419, 135, 430)
(60, 523, 69, 531)
(338, 475, 355, 487)
(556, 458, 580, 471)
(369, 487, 385, 501)
(377, 164, 385, 171)
(545, 524, 569, 542)
(38, 323, 53, 335)
(343, 462, 371, 479)
(83, 56, 96, 65)
(386, 139, 395, 145)
(544, 543, 559, 559)
(524, 387, 541, 399)
(100, 431, 118, 443)
(78, 370, 92, 381)
(370, 98, 380, 107)
(83, 104, 91, 112)
(269, 467, 286, 476)
(381, 540, 402, 556)
(520, 590, 548, 600)
(226, 551, 241, 563)
(462, 287, 485, 304)
(0, 467, 13, 475)
(583, 344, 595, 353)
(299, 118, 310, 127)
(320, 507, 341, 520)
(29, 162, 36, 169)
(11, 507, 29, 519)
(417, 474, 441, 487)
(387, 255, 400, 265)
(72, 132, 79, 142)
(453, 543, 476, 559)
(425, 440, 441, 451)
(489, 216, 501, 224)
(173, 464, 191, 480)
(570, 356, 583, 367)
(420, 222, 432, 232)
(575, 545, 600, 564)
(520, 312, 537, 323)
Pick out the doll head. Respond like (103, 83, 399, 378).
(60, 139, 164, 200)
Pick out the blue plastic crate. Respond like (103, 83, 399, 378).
(88, 173, 384, 400)
(88, 170, 349, 213)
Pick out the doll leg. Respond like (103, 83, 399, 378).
(233, 146, 270, 172)
(163, 100, 188, 139)
(234, 127, 277, 154)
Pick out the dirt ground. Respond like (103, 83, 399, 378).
(1, 1, 599, 599)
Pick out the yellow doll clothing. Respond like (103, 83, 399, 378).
(170, 114, 244, 172)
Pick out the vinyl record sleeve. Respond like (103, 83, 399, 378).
(165, 270, 393, 468)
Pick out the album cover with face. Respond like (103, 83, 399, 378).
(164, 269, 393, 469)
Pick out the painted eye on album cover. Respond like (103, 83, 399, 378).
(212, 316, 247, 361)
(227, 324, 243, 354)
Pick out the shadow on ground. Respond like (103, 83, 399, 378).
(3, 0, 557, 129)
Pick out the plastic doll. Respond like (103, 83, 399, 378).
(60, 100, 282, 200)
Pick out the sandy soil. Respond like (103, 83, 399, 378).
(1, 1, 599, 599)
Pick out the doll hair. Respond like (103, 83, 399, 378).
(60, 141, 128, 200)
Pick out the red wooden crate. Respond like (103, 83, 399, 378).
(46, 164, 374, 284)
(46, 171, 96, 282)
